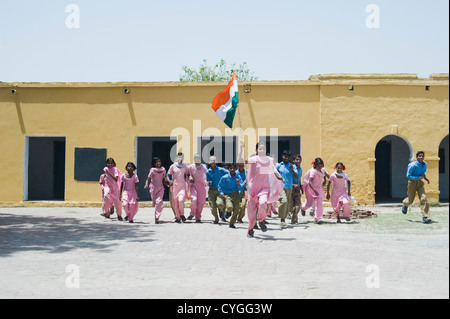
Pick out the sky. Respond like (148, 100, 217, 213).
(0, 0, 448, 82)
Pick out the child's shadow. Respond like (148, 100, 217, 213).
(254, 233, 296, 241)
(407, 219, 437, 224)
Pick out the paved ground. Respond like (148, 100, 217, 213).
(0, 204, 448, 299)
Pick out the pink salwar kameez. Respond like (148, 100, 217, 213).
(148, 167, 166, 220)
(168, 163, 189, 221)
(188, 163, 208, 220)
(302, 168, 326, 221)
(122, 174, 139, 222)
(329, 172, 352, 218)
(246, 155, 283, 231)
(102, 167, 122, 217)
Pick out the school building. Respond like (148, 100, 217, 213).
(0, 73, 448, 206)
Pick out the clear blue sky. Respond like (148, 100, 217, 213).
(0, 0, 448, 82)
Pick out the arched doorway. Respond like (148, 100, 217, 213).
(439, 135, 449, 202)
(375, 135, 412, 203)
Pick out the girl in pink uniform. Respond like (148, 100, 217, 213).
(187, 154, 208, 222)
(301, 163, 329, 217)
(166, 153, 189, 223)
(102, 158, 123, 220)
(327, 162, 352, 223)
(120, 162, 139, 223)
(144, 157, 166, 224)
(238, 142, 283, 237)
(100, 173, 114, 217)
(301, 158, 327, 224)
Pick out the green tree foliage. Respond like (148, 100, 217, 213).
(179, 59, 258, 81)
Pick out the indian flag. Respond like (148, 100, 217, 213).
(211, 71, 239, 128)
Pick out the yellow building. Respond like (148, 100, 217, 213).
(0, 73, 448, 206)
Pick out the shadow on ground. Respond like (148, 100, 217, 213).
(0, 214, 154, 257)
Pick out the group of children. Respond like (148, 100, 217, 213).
(99, 142, 354, 237)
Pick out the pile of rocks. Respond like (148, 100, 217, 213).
(323, 209, 378, 219)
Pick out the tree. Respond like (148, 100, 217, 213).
(179, 59, 258, 81)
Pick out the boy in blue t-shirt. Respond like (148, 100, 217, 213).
(218, 163, 244, 228)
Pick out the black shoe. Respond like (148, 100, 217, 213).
(213, 220, 219, 224)
(229, 224, 236, 229)
(195, 219, 202, 223)
(187, 215, 194, 220)
(301, 209, 306, 216)
(118, 216, 123, 221)
(247, 230, 254, 238)
(259, 221, 267, 232)
(237, 219, 243, 223)
(124, 216, 128, 221)
(129, 220, 134, 223)
(181, 215, 186, 222)
(402, 206, 408, 214)
(175, 219, 181, 223)
(225, 212, 231, 219)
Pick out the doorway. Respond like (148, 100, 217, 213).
(136, 137, 176, 201)
(375, 135, 412, 203)
(25, 137, 66, 201)
(439, 135, 449, 202)
(259, 135, 301, 163)
(198, 136, 238, 165)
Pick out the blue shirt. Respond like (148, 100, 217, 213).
(236, 169, 248, 191)
(406, 160, 427, 180)
(276, 162, 298, 189)
(293, 164, 303, 185)
(206, 166, 229, 189)
(218, 173, 244, 195)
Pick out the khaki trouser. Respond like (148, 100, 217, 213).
(291, 187, 302, 214)
(238, 192, 247, 221)
(278, 188, 293, 220)
(208, 188, 225, 222)
(403, 179, 430, 218)
(224, 191, 241, 225)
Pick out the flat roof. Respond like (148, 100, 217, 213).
(0, 73, 448, 88)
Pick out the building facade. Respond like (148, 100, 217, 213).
(0, 73, 448, 206)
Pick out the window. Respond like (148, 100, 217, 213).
(74, 147, 107, 182)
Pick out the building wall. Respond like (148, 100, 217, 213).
(318, 75, 449, 203)
(0, 74, 448, 205)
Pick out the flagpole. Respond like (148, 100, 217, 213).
(235, 70, 244, 146)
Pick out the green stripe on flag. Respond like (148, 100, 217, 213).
(224, 92, 239, 128)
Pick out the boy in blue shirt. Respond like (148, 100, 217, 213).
(207, 156, 228, 224)
(218, 163, 244, 228)
(291, 154, 303, 224)
(276, 150, 298, 227)
(401, 151, 431, 223)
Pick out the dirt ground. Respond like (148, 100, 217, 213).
(0, 204, 448, 299)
